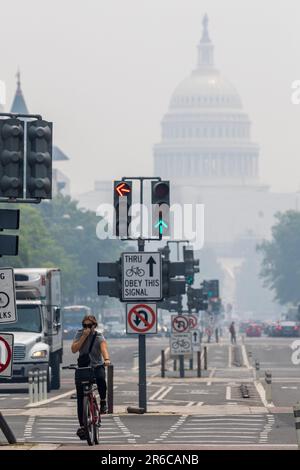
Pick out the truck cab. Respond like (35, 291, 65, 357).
(0, 268, 63, 391)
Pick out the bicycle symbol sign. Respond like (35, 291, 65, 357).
(171, 315, 190, 333)
(170, 333, 192, 355)
(126, 303, 157, 334)
(0, 333, 13, 378)
(122, 252, 162, 301)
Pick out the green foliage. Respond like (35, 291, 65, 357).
(0, 196, 124, 304)
(257, 211, 300, 305)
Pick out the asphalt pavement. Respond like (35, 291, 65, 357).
(0, 334, 300, 449)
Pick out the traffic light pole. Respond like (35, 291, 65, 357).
(167, 240, 189, 379)
(138, 180, 147, 411)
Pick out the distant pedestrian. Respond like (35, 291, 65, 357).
(229, 321, 236, 344)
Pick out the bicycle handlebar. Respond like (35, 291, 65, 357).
(62, 363, 113, 370)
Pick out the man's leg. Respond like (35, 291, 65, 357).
(95, 365, 107, 412)
(76, 381, 84, 426)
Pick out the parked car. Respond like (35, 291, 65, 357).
(239, 321, 251, 333)
(269, 321, 300, 337)
(246, 323, 262, 337)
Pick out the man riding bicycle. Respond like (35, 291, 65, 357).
(71, 315, 110, 440)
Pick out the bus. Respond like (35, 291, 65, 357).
(62, 305, 92, 339)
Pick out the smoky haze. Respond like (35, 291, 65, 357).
(0, 0, 299, 195)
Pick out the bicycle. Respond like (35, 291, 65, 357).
(172, 338, 190, 350)
(62, 364, 101, 446)
(125, 266, 145, 277)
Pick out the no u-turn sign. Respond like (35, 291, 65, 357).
(0, 333, 14, 378)
(126, 303, 157, 334)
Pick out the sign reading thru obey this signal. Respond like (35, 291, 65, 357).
(0, 268, 17, 324)
(122, 252, 162, 301)
(126, 303, 157, 334)
(0, 333, 14, 378)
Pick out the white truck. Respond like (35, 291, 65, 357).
(0, 268, 63, 391)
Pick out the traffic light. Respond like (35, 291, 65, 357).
(159, 246, 186, 300)
(187, 287, 208, 313)
(97, 260, 121, 299)
(202, 279, 219, 299)
(0, 208, 20, 255)
(113, 180, 132, 237)
(151, 180, 170, 238)
(0, 118, 24, 198)
(183, 246, 200, 285)
(26, 119, 52, 199)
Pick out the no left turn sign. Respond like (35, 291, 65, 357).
(0, 333, 14, 378)
(126, 303, 157, 334)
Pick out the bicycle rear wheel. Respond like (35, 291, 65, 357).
(93, 397, 101, 445)
(83, 396, 94, 446)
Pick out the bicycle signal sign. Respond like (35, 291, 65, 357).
(122, 252, 162, 301)
(170, 333, 192, 355)
(126, 303, 157, 334)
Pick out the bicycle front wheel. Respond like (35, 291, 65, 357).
(83, 396, 94, 446)
(93, 397, 101, 445)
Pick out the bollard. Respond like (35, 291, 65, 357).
(28, 370, 34, 404)
(204, 346, 208, 370)
(33, 370, 39, 403)
(133, 351, 138, 369)
(107, 364, 114, 414)
(179, 355, 184, 378)
(197, 350, 201, 378)
(189, 356, 193, 370)
(161, 350, 165, 378)
(38, 370, 43, 402)
(293, 402, 300, 449)
(265, 370, 272, 403)
(42, 370, 48, 401)
(255, 360, 260, 381)
(173, 359, 177, 371)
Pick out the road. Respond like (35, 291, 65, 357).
(0, 334, 299, 449)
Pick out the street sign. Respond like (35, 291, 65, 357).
(188, 314, 198, 330)
(122, 252, 162, 301)
(171, 315, 190, 334)
(191, 329, 201, 352)
(126, 303, 157, 334)
(0, 268, 17, 324)
(0, 333, 13, 377)
(170, 333, 192, 355)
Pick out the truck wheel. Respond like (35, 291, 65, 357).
(51, 354, 61, 390)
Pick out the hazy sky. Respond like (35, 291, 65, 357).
(1, 0, 300, 195)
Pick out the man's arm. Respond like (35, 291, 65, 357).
(100, 340, 110, 364)
(71, 329, 90, 353)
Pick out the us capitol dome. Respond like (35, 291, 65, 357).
(154, 15, 259, 185)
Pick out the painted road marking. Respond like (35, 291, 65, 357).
(241, 344, 251, 369)
(207, 368, 216, 386)
(157, 386, 173, 401)
(149, 386, 166, 401)
(226, 386, 231, 400)
(25, 388, 76, 408)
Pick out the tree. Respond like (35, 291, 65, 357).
(0, 205, 81, 299)
(257, 211, 300, 305)
(38, 195, 125, 303)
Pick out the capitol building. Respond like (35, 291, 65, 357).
(78, 16, 298, 313)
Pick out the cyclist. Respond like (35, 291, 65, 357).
(71, 314, 111, 440)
